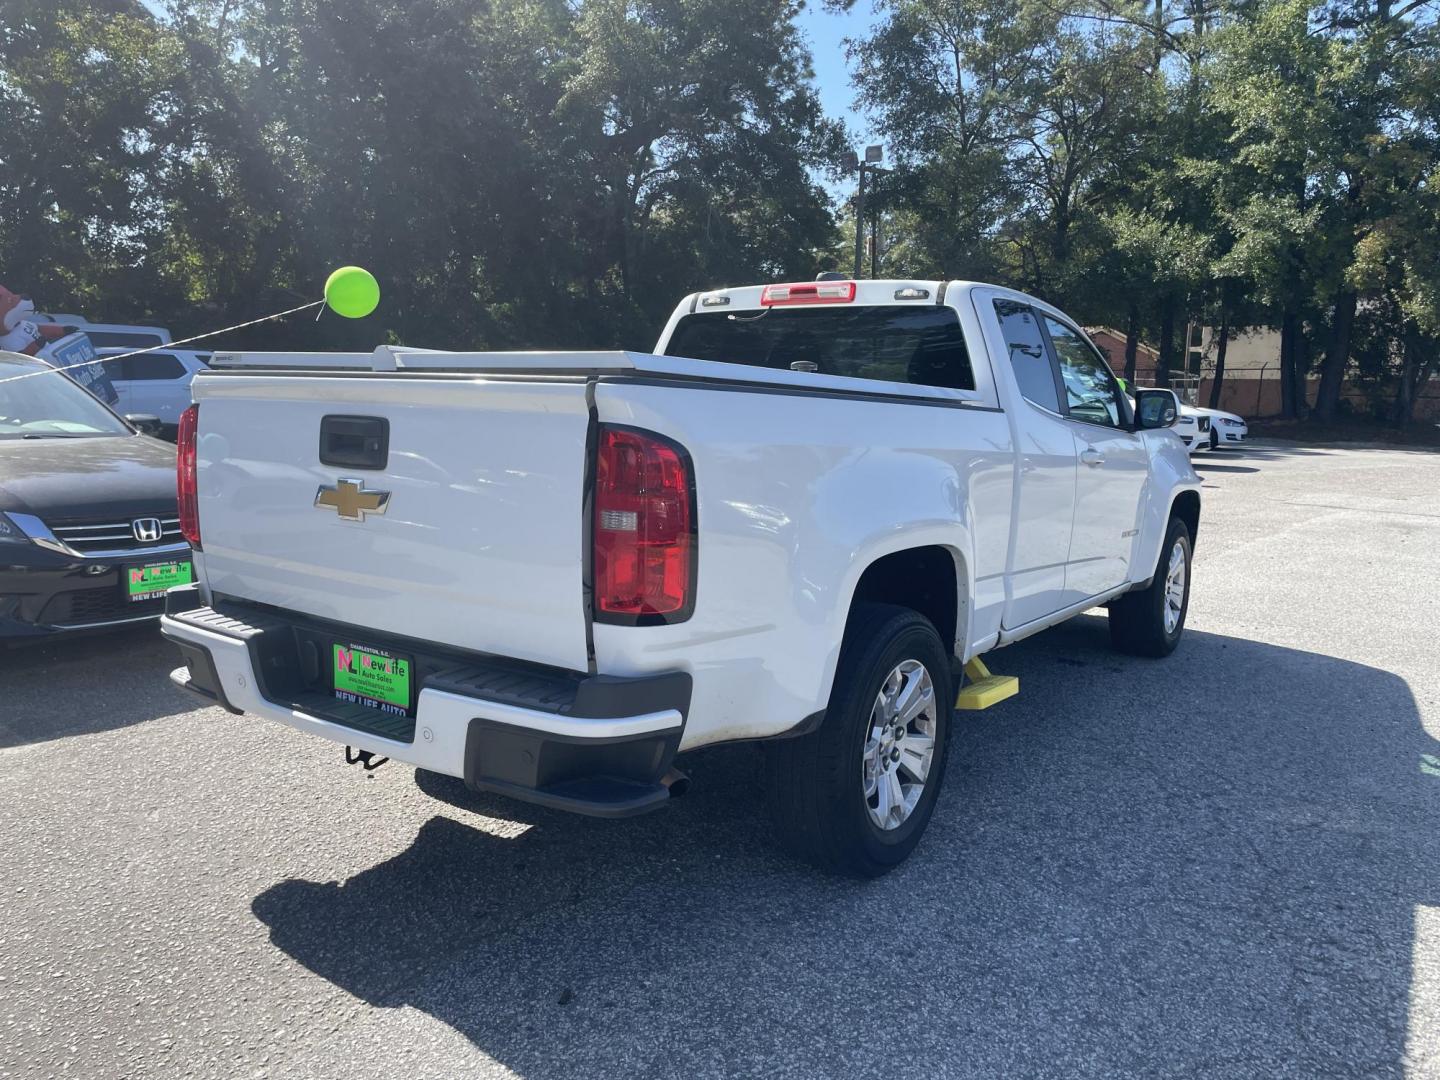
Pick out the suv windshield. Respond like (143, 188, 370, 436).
(665, 305, 975, 391)
(0, 356, 133, 439)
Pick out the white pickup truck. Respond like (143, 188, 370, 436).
(162, 279, 1200, 876)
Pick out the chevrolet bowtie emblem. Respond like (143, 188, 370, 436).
(314, 479, 390, 521)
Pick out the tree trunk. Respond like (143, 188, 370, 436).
(1314, 290, 1356, 422)
(616, 196, 632, 299)
(1157, 303, 1176, 388)
(1415, 356, 1440, 422)
(1279, 310, 1298, 419)
(1401, 333, 1440, 426)
(1123, 302, 1140, 385)
(1295, 326, 1312, 416)
(1393, 331, 1416, 424)
(1153, 0, 1165, 72)
(1208, 313, 1229, 409)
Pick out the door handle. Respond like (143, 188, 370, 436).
(1080, 448, 1105, 466)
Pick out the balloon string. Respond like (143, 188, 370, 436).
(0, 299, 325, 386)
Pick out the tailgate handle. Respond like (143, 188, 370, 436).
(319, 415, 389, 470)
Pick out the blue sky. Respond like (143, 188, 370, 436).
(794, 0, 881, 145)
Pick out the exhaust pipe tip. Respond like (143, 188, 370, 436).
(660, 767, 691, 799)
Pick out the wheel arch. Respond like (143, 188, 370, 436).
(843, 543, 970, 660)
(1171, 489, 1200, 548)
(793, 539, 970, 746)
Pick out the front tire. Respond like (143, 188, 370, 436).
(1208, 428, 1220, 451)
(765, 604, 953, 878)
(1109, 517, 1192, 657)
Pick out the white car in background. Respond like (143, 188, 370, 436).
(1172, 410, 1209, 454)
(1186, 405, 1248, 449)
(96, 347, 210, 437)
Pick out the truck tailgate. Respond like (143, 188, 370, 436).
(192, 374, 591, 671)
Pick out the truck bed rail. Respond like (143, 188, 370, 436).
(204, 345, 992, 407)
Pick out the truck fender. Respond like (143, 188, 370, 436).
(812, 528, 974, 714)
(1129, 438, 1201, 588)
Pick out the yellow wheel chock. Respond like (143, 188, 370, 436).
(955, 656, 1019, 710)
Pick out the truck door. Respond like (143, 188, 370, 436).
(1039, 314, 1149, 599)
(988, 298, 1078, 629)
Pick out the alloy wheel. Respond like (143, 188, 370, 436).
(1163, 539, 1187, 634)
(862, 659, 937, 830)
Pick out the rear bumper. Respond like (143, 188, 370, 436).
(159, 588, 690, 817)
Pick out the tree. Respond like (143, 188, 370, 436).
(1209, 0, 1440, 421)
(1207, 0, 1343, 416)
(0, 1, 190, 317)
(2, 0, 845, 351)
(844, 0, 1045, 280)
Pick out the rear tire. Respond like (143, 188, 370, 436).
(764, 604, 953, 877)
(1109, 517, 1192, 657)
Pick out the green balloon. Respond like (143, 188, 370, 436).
(324, 266, 380, 318)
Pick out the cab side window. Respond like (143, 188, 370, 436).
(993, 300, 1060, 412)
(1043, 316, 1123, 428)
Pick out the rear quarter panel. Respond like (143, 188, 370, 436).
(592, 380, 1014, 749)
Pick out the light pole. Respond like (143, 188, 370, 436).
(846, 144, 883, 279)
(868, 162, 889, 278)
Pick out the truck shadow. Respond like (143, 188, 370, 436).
(251, 618, 1439, 1077)
(1192, 460, 1261, 474)
(0, 625, 194, 748)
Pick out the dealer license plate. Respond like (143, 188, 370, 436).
(126, 560, 193, 602)
(333, 643, 414, 717)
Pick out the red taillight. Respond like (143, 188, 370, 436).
(760, 280, 856, 306)
(593, 426, 694, 623)
(177, 403, 201, 550)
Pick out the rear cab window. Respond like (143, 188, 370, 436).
(663, 306, 976, 393)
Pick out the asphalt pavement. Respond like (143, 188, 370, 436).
(3, 441, 1438, 1079)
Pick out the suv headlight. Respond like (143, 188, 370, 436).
(0, 512, 32, 545)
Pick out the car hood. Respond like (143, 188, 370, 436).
(0, 434, 177, 522)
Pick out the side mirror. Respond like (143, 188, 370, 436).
(125, 413, 162, 436)
(1134, 389, 1179, 430)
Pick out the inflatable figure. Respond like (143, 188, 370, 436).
(0, 284, 66, 355)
